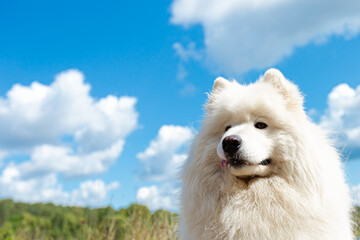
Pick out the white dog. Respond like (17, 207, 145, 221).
(180, 69, 353, 240)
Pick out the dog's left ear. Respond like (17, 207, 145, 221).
(261, 68, 304, 111)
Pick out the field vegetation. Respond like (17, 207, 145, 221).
(0, 199, 178, 240)
(1, 199, 360, 239)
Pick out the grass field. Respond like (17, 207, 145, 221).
(0, 199, 178, 240)
(0, 199, 360, 239)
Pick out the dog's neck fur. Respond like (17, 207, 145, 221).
(182, 161, 327, 240)
(217, 175, 327, 239)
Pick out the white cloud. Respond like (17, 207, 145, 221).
(0, 171, 69, 204)
(11, 141, 124, 178)
(0, 69, 137, 206)
(136, 184, 179, 211)
(171, 0, 360, 74)
(321, 83, 360, 149)
(0, 69, 138, 151)
(136, 125, 193, 211)
(0, 69, 138, 177)
(137, 125, 194, 181)
(71, 180, 120, 206)
(0, 164, 119, 206)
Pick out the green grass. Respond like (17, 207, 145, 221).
(1, 198, 360, 239)
(0, 199, 178, 240)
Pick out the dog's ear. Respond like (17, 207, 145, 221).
(206, 76, 230, 112)
(261, 68, 304, 111)
(207, 77, 231, 100)
(212, 76, 230, 92)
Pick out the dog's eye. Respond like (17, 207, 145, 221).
(255, 122, 267, 129)
(225, 125, 232, 132)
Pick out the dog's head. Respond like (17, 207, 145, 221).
(204, 69, 306, 180)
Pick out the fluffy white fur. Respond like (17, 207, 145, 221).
(180, 69, 353, 240)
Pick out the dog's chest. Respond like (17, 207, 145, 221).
(212, 184, 326, 240)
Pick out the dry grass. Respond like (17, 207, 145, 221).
(80, 207, 178, 240)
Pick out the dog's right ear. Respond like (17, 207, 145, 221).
(206, 76, 230, 112)
(208, 76, 230, 100)
(212, 76, 230, 93)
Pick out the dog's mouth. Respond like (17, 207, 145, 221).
(221, 158, 272, 180)
(228, 158, 271, 168)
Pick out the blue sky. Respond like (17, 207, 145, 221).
(1, 0, 360, 210)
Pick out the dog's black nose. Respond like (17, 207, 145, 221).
(222, 135, 242, 156)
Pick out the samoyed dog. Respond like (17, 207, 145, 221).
(180, 69, 353, 240)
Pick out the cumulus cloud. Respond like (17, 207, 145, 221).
(9, 141, 124, 179)
(136, 184, 180, 211)
(0, 69, 137, 152)
(70, 180, 120, 206)
(170, 0, 360, 74)
(0, 166, 119, 206)
(321, 83, 360, 150)
(136, 125, 193, 211)
(137, 125, 194, 181)
(0, 69, 137, 177)
(0, 69, 137, 206)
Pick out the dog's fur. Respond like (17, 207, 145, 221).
(180, 69, 353, 240)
